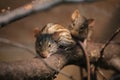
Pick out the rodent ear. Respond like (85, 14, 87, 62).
(33, 27, 41, 38)
(87, 19, 95, 27)
(71, 9, 81, 21)
(51, 32, 59, 42)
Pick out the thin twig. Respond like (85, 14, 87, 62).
(95, 27, 120, 80)
(78, 41, 91, 80)
(100, 27, 120, 57)
(0, 37, 75, 80)
(97, 68, 109, 80)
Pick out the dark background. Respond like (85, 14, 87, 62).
(0, 0, 120, 80)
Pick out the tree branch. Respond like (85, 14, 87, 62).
(0, 42, 120, 80)
(0, 37, 77, 80)
(0, 0, 62, 27)
(0, 45, 81, 80)
(0, 0, 92, 28)
(0, 54, 67, 80)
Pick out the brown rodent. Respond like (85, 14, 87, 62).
(69, 10, 95, 80)
(34, 23, 76, 58)
(69, 9, 94, 43)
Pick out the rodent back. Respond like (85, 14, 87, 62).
(41, 23, 76, 47)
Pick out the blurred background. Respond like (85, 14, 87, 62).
(0, 0, 120, 80)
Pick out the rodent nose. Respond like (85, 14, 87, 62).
(40, 51, 49, 58)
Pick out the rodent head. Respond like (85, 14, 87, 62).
(35, 34, 58, 58)
(70, 9, 94, 42)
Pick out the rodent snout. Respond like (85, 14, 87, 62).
(40, 51, 49, 58)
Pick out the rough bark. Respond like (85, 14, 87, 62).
(87, 42, 120, 71)
(0, 46, 82, 80)
(0, 42, 120, 80)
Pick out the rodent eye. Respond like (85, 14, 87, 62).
(72, 22, 75, 26)
(48, 44, 51, 47)
(80, 24, 86, 31)
(39, 42, 42, 46)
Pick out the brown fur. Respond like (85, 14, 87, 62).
(69, 9, 94, 42)
(34, 23, 76, 58)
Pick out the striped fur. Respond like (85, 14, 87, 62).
(35, 23, 76, 58)
(41, 23, 76, 47)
